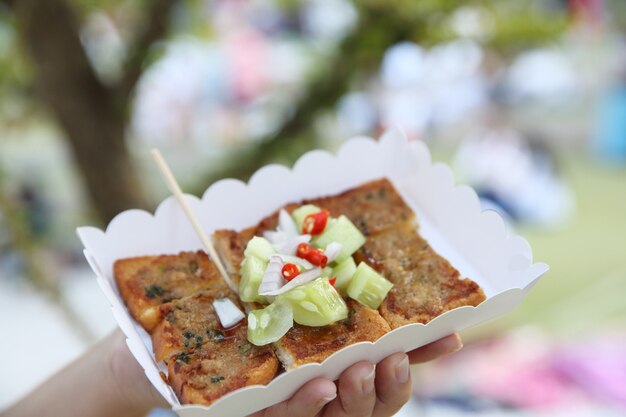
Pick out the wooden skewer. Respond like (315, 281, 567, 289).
(150, 149, 236, 292)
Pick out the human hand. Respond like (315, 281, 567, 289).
(250, 334, 462, 417)
(107, 331, 462, 417)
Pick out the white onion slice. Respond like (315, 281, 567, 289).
(258, 255, 285, 294)
(277, 234, 311, 256)
(264, 230, 287, 246)
(259, 267, 322, 296)
(213, 298, 245, 328)
(275, 254, 314, 269)
(324, 242, 343, 263)
(279, 209, 299, 238)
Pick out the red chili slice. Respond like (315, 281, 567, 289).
(281, 263, 300, 281)
(329, 277, 337, 286)
(302, 209, 329, 235)
(296, 243, 312, 259)
(296, 243, 327, 268)
(306, 248, 328, 268)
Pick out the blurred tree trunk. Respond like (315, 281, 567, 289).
(9, 0, 173, 224)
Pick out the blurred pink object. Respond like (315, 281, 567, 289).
(552, 338, 626, 408)
(415, 329, 626, 410)
(226, 29, 268, 102)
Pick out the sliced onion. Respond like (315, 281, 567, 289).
(277, 234, 311, 256)
(264, 230, 287, 246)
(279, 209, 299, 238)
(324, 242, 343, 263)
(213, 298, 245, 328)
(275, 254, 314, 269)
(258, 255, 285, 294)
(259, 267, 322, 296)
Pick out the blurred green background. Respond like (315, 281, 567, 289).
(0, 0, 625, 416)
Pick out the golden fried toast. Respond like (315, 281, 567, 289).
(114, 251, 228, 331)
(355, 227, 485, 328)
(314, 179, 485, 326)
(167, 330, 278, 406)
(115, 251, 280, 406)
(275, 300, 390, 370)
(213, 229, 254, 287)
(152, 291, 240, 362)
(303, 179, 416, 236)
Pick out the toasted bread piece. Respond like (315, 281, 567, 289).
(355, 227, 485, 328)
(152, 291, 240, 362)
(218, 179, 415, 240)
(302, 178, 415, 235)
(275, 299, 390, 370)
(212, 229, 254, 287)
(167, 331, 278, 406)
(114, 251, 228, 332)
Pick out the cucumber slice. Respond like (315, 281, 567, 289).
(333, 257, 357, 295)
(291, 205, 321, 231)
(314, 215, 365, 262)
(347, 263, 393, 309)
(240, 256, 268, 303)
(247, 302, 293, 346)
(279, 277, 348, 326)
(244, 236, 275, 261)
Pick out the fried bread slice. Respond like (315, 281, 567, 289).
(167, 328, 278, 406)
(115, 251, 280, 406)
(275, 299, 390, 370)
(212, 229, 254, 286)
(114, 251, 228, 331)
(303, 179, 415, 236)
(354, 226, 485, 328)
(152, 291, 240, 362)
(314, 179, 485, 327)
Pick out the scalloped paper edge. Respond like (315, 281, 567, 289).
(77, 128, 548, 417)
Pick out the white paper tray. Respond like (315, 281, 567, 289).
(77, 129, 548, 417)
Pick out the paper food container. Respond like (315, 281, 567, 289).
(77, 129, 549, 417)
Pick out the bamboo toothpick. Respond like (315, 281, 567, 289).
(150, 149, 236, 292)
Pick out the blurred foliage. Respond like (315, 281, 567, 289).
(0, 0, 569, 216)
(607, 0, 626, 32)
(426, 2, 569, 55)
(196, 0, 568, 189)
(0, 4, 36, 127)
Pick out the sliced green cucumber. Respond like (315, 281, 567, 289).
(247, 302, 293, 346)
(244, 236, 275, 261)
(347, 262, 393, 309)
(333, 257, 357, 295)
(279, 277, 348, 326)
(239, 256, 268, 303)
(314, 215, 365, 262)
(291, 205, 321, 231)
